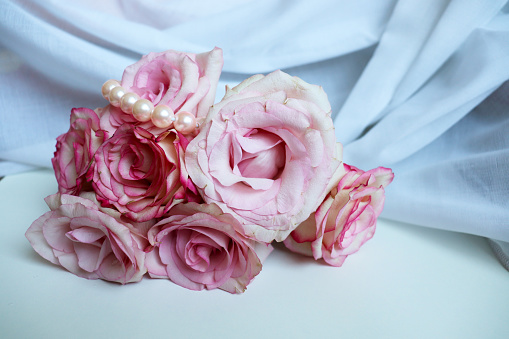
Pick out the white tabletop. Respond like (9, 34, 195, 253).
(1, 169, 508, 339)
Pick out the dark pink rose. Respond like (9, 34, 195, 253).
(25, 193, 150, 284)
(145, 203, 272, 294)
(121, 47, 223, 119)
(185, 70, 343, 242)
(52, 107, 107, 195)
(91, 124, 197, 222)
(284, 164, 394, 267)
(97, 103, 176, 138)
(97, 104, 137, 137)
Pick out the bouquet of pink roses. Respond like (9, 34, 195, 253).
(26, 47, 393, 294)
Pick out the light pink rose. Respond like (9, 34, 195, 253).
(121, 47, 223, 119)
(25, 193, 151, 284)
(145, 203, 272, 294)
(91, 124, 199, 222)
(185, 70, 343, 242)
(284, 164, 394, 267)
(52, 107, 107, 195)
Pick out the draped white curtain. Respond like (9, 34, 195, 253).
(1, 0, 508, 266)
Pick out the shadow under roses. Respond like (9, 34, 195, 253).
(270, 241, 332, 267)
(22, 246, 146, 288)
(22, 242, 154, 289)
(23, 244, 58, 267)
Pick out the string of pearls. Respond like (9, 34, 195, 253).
(101, 80, 199, 134)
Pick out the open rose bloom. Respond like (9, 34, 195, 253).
(146, 203, 272, 294)
(99, 48, 223, 137)
(186, 71, 344, 243)
(25, 193, 150, 284)
(90, 124, 196, 222)
(284, 164, 394, 267)
(27, 47, 393, 293)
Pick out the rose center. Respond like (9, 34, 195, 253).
(135, 61, 181, 105)
(232, 130, 286, 180)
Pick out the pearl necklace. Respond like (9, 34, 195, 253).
(101, 80, 199, 134)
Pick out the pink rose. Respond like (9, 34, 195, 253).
(121, 47, 223, 119)
(52, 107, 107, 195)
(97, 102, 180, 138)
(91, 124, 198, 222)
(25, 193, 150, 284)
(284, 164, 394, 267)
(145, 203, 272, 294)
(185, 70, 343, 242)
(97, 104, 138, 137)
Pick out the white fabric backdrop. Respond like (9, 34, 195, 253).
(1, 0, 508, 265)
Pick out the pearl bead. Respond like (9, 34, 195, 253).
(109, 86, 126, 107)
(120, 92, 140, 114)
(101, 80, 120, 100)
(132, 99, 154, 122)
(174, 111, 197, 134)
(151, 105, 175, 128)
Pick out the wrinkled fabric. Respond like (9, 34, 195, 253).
(1, 0, 508, 263)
